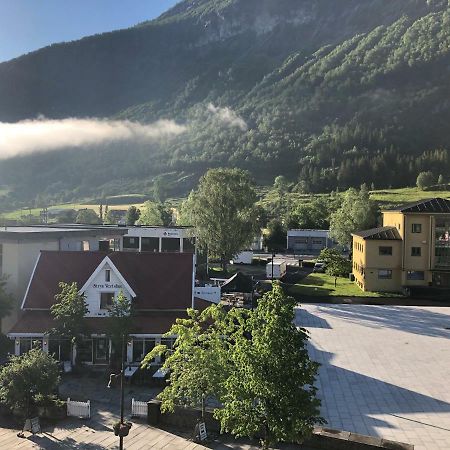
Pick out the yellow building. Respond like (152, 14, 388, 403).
(352, 198, 450, 293)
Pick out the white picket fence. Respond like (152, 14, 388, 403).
(67, 398, 91, 419)
(131, 398, 147, 417)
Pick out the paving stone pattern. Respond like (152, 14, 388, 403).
(296, 304, 450, 450)
(0, 375, 312, 449)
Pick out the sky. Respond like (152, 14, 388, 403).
(0, 0, 180, 63)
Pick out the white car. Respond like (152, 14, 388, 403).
(313, 261, 326, 273)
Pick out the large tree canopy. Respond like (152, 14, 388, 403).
(180, 168, 259, 271)
(329, 185, 379, 247)
(143, 284, 323, 448)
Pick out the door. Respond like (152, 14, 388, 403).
(49, 339, 72, 361)
(93, 338, 109, 364)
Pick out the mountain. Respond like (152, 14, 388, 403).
(0, 0, 449, 208)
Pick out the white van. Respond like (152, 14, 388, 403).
(266, 260, 287, 279)
(232, 251, 253, 265)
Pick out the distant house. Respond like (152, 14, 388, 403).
(287, 229, 335, 253)
(352, 198, 450, 293)
(8, 251, 210, 365)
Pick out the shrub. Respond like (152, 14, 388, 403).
(0, 348, 60, 417)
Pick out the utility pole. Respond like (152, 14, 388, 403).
(120, 334, 125, 450)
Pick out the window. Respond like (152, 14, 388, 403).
(379, 246, 392, 256)
(411, 224, 422, 233)
(132, 338, 156, 362)
(141, 237, 159, 252)
(105, 269, 111, 282)
(123, 236, 139, 250)
(100, 292, 114, 309)
(161, 238, 180, 252)
(183, 237, 196, 253)
(378, 269, 392, 279)
(19, 338, 42, 355)
(411, 247, 421, 257)
(82, 240, 90, 251)
(312, 239, 324, 245)
(78, 339, 93, 363)
(407, 271, 425, 280)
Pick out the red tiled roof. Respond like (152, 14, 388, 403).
(23, 251, 194, 310)
(108, 252, 193, 310)
(8, 310, 192, 335)
(24, 252, 106, 309)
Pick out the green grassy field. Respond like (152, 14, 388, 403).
(4, 184, 450, 222)
(286, 273, 402, 298)
(370, 187, 450, 205)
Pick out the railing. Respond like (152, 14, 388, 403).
(131, 398, 147, 417)
(67, 398, 91, 419)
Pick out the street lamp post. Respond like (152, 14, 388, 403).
(120, 335, 125, 450)
(108, 334, 129, 450)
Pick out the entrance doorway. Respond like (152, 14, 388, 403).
(432, 272, 450, 287)
(93, 338, 109, 364)
(49, 339, 71, 361)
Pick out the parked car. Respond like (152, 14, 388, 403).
(313, 261, 326, 273)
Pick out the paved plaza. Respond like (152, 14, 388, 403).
(2, 304, 449, 449)
(296, 304, 450, 450)
(0, 374, 308, 449)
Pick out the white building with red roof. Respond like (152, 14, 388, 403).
(8, 251, 212, 366)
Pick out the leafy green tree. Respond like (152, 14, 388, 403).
(416, 171, 435, 190)
(56, 209, 77, 224)
(0, 347, 60, 417)
(181, 168, 259, 272)
(319, 248, 352, 286)
(125, 206, 141, 226)
(216, 284, 323, 448)
(136, 201, 163, 226)
(273, 175, 290, 195)
(153, 175, 169, 203)
(76, 208, 101, 224)
(264, 219, 286, 252)
(289, 196, 334, 230)
(329, 186, 378, 247)
(144, 285, 323, 448)
(104, 209, 116, 225)
(107, 291, 134, 363)
(142, 306, 230, 418)
(49, 282, 88, 364)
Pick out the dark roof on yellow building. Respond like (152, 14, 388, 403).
(352, 226, 401, 240)
(385, 198, 450, 214)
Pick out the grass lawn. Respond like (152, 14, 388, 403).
(370, 187, 450, 205)
(286, 273, 403, 298)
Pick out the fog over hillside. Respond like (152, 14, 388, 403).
(0, 0, 449, 208)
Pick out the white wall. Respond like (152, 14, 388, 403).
(194, 286, 221, 304)
(83, 263, 133, 317)
(2, 240, 59, 333)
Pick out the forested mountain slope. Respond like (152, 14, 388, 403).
(0, 0, 448, 207)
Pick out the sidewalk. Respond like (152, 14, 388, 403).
(0, 421, 210, 449)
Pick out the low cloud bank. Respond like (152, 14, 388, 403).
(207, 103, 248, 131)
(0, 117, 186, 159)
